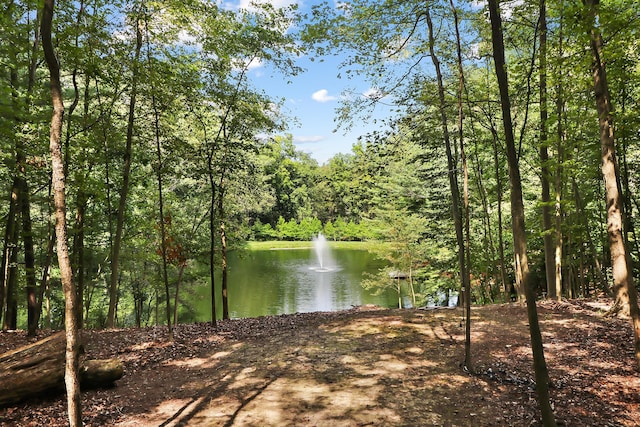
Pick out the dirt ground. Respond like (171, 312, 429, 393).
(0, 299, 639, 426)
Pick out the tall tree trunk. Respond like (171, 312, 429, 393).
(145, 18, 173, 340)
(483, 60, 509, 300)
(553, 6, 566, 303)
(41, 0, 82, 425)
(583, 0, 640, 368)
(448, 0, 472, 369)
(107, 15, 143, 328)
(424, 5, 467, 324)
(66, 3, 88, 327)
(153, 97, 173, 339)
(538, 0, 557, 300)
(487, 0, 556, 424)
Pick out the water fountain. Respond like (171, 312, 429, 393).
(310, 233, 335, 272)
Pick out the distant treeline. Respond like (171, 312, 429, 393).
(250, 217, 370, 242)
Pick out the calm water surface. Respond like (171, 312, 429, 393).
(193, 247, 398, 320)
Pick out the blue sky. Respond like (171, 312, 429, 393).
(227, 0, 396, 164)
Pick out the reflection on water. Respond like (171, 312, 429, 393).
(193, 247, 397, 320)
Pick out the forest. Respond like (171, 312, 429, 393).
(1, 0, 640, 425)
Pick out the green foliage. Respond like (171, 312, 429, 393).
(4, 0, 640, 331)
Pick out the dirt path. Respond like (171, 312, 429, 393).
(1, 300, 639, 426)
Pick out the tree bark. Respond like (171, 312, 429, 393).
(487, 0, 556, 424)
(583, 0, 640, 369)
(41, 0, 82, 424)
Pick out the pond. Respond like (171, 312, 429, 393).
(191, 245, 399, 320)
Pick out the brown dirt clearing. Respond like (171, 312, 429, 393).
(1, 299, 639, 426)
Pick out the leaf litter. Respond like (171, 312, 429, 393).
(0, 299, 638, 426)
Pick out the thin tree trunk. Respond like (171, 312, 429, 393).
(553, 6, 565, 303)
(65, 4, 89, 326)
(41, 0, 82, 424)
(583, 0, 640, 369)
(153, 94, 173, 339)
(424, 5, 467, 325)
(448, 0, 472, 369)
(487, 0, 556, 424)
(25, 8, 45, 335)
(145, 17, 174, 340)
(469, 119, 498, 298)
(107, 15, 143, 328)
(538, 0, 557, 300)
(482, 60, 509, 300)
(473, 146, 497, 291)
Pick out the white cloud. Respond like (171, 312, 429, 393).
(311, 89, 337, 103)
(294, 135, 324, 144)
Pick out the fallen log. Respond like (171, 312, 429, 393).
(0, 331, 124, 407)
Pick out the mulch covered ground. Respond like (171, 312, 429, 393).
(0, 299, 638, 426)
